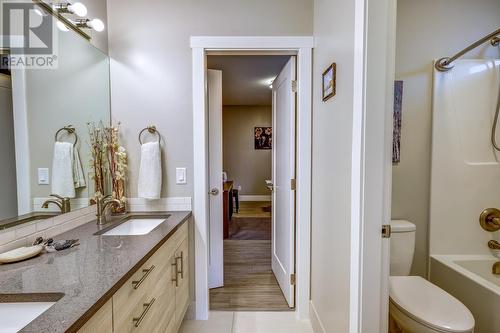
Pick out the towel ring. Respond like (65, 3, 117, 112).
(55, 125, 78, 146)
(138, 125, 161, 144)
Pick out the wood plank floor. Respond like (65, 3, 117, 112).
(209, 239, 292, 311)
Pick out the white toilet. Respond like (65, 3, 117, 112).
(389, 220, 475, 333)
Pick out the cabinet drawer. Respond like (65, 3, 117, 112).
(113, 241, 172, 331)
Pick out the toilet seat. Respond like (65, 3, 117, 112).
(389, 276, 474, 333)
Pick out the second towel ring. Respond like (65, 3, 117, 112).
(55, 125, 78, 146)
(138, 125, 161, 144)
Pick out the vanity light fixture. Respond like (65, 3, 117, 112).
(75, 18, 105, 32)
(54, 2, 87, 17)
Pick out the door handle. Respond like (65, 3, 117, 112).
(209, 187, 219, 196)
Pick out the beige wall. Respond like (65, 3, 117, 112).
(106, 0, 313, 198)
(0, 74, 17, 220)
(310, 0, 357, 331)
(223, 106, 271, 196)
(393, 0, 500, 276)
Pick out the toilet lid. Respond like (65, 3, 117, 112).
(390, 276, 474, 332)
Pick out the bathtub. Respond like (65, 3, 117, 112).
(430, 255, 500, 333)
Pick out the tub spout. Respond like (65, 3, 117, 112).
(493, 262, 500, 275)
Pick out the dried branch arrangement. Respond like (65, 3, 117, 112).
(87, 122, 106, 199)
(104, 122, 128, 213)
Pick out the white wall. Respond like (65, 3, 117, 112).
(310, 0, 356, 331)
(223, 105, 272, 196)
(393, 0, 500, 276)
(106, 0, 313, 198)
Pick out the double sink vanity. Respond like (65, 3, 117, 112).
(0, 211, 191, 333)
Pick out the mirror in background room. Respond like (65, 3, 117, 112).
(0, 23, 111, 229)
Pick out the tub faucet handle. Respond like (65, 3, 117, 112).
(479, 208, 500, 232)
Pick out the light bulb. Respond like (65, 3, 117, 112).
(56, 20, 69, 32)
(68, 2, 87, 17)
(88, 18, 104, 32)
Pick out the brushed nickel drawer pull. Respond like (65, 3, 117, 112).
(172, 261, 179, 287)
(132, 297, 156, 327)
(132, 265, 155, 290)
(175, 251, 184, 279)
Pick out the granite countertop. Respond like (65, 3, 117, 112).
(0, 210, 191, 333)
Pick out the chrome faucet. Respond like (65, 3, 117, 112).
(41, 194, 71, 213)
(95, 195, 122, 225)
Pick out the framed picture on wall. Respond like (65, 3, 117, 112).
(322, 63, 336, 101)
(254, 127, 272, 150)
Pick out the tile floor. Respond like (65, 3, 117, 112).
(179, 311, 314, 333)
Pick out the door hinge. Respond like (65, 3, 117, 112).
(290, 273, 296, 285)
(382, 224, 392, 238)
(290, 179, 296, 190)
(291, 80, 297, 93)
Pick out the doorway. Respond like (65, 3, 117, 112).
(191, 36, 313, 320)
(207, 55, 294, 311)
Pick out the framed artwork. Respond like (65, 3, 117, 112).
(392, 80, 404, 164)
(254, 127, 272, 150)
(322, 63, 336, 101)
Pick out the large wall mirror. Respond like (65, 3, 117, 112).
(0, 25, 111, 229)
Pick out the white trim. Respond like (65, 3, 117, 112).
(239, 195, 271, 202)
(190, 36, 314, 49)
(191, 36, 313, 321)
(309, 301, 327, 333)
(350, 0, 396, 331)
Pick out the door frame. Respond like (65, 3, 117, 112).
(191, 36, 313, 321)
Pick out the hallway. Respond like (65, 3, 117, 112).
(209, 202, 290, 311)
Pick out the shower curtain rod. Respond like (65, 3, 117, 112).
(435, 28, 500, 72)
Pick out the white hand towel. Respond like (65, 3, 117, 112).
(51, 142, 76, 198)
(138, 141, 162, 200)
(72, 148, 86, 189)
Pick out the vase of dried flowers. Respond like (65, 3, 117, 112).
(88, 122, 106, 201)
(104, 122, 128, 214)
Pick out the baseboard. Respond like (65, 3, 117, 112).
(127, 197, 192, 211)
(239, 195, 271, 202)
(309, 301, 326, 333)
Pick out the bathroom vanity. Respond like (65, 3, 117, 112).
(0, 211, 191, 333)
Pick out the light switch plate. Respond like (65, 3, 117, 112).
(176, 167, 187, 184)
(38, 168, 49, 185)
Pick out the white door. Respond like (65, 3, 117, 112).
(272, 56, 296, 307)
(207, 69, 224, 289)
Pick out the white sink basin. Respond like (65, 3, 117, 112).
(102, 218, 167, 236)
(0, 302, 55, 333)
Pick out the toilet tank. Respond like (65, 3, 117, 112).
(390, 220, 416, 276)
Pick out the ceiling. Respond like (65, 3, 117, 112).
(207, 55, 290, 106)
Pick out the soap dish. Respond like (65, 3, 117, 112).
(0, 245, 44, 264)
